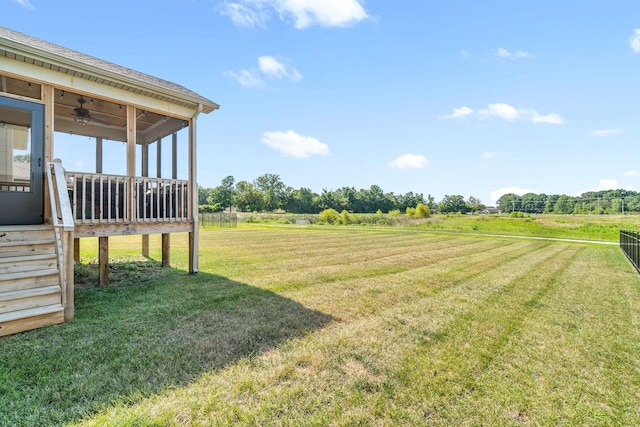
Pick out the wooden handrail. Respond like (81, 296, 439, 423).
(46, 162, 75, 231)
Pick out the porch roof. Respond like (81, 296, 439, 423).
(0, 26, 219, 114)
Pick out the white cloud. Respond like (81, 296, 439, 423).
(490, 186, 538, 204)
(12, 0, 35, 9)
(258, 56, 302, 81)
(531, 111, 564, 125)
(596, 179, 618, 191)
(389, 153, 428, 170)
(225, 56, 301, 86)
(443, 103, 564, 125)
(439, 106, 474, 119)
(219, 2, 270, 27)
(588, 128, 623, 137)
(479, 103, 522, 121)
(630, 28, 640, 53)
(220, 0, 369, 29)
(261, 130, 329, 158)
(625, 170, 639, 177)
(223, 69, 264, 87)
(496, 47, 533, 59)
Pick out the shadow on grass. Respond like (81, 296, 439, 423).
(0, 261, 334, 426)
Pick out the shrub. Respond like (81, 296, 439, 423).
(388, 209, 400, 216)
(340, 210, 351, 225)
(199, 203, 223, 213)
(415, 203, 431, 218)
(406, 207, 416, 217)
(319, 208, 340, 224)
(376, 209, 383, 216)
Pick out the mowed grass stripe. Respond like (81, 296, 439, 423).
(200, 229, 457, 269)
(288, 240, 557, 319)
(74, 237, 584, 425)
(389, 244, 584, 425)
(245, 237, 505, 290)
(447, 245, 640, 426)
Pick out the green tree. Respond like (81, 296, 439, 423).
(286, 187, 318, 213)
(553, 195, 575, 214)
(466, 196, 485, 213)
(254, 173, 287, 211)
(206, 176, 235, 212)
(497, 193, 521, 213)
(233, 181, 264, 212)
(439, 195, 469, 214)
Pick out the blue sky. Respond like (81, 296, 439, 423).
(5, 0, 640, 205)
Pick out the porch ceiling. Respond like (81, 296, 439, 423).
(53, 89, 188, 144)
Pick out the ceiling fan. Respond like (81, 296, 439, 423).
(73, 96, 111, 126)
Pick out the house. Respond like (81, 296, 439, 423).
(481, 207, 501, 214)
(0, 27, 218, 336)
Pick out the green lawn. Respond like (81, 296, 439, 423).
(1, 226, 640, 425)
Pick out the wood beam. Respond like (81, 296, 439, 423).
(142, 234, 149, 258)
(73, 237, 80, 262)
(162, 233, 170, 267)
(141, 143, 149, 257)
(188, 114, 199, 274)
(43, 84, 54, 222)
(126, 105, 136, 222)
(74, 221, 194, 238)
(156, 139, 162, 178)
(96, 137, 103, 174)
(172, 132, 177, 179)
(99, 236, 109, 286)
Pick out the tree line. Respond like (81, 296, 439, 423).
(496, 189, 640, 214)
(199, 174, 487, 214)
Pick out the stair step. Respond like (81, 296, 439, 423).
(0, 239, 55, 247)
(0, 268, 59, 283)
(0, 304, 64, 336)
(0, 286, 62, 315)
(0, 253, 57, 264)
(0, 240, 56, 258)
(0, 253, 58, 275)
(0, 225, 55, 244)
(0, 285, 61, 303)
(0, 304, 63, 323)
(0, 225, 52, 232)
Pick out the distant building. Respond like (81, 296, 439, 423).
(481, 207, 501, 214)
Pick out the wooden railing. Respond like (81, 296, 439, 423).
(66, 172, 190, 224)
(67, 172, 129, 223)
(134, 177, 190, 222)
(46, 161, 75, 320)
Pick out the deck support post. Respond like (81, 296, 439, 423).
(73, 237, 80, 262)
(142, 235, 149, 258)
(162, 233, 170, 267)
(141, 141, 149, 257)
(188, 110, 201, 274)
(99, 236, 109, 286)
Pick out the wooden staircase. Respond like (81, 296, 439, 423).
(0, 224, 64, 336)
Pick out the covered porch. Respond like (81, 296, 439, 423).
(0, 26, 218, 335)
